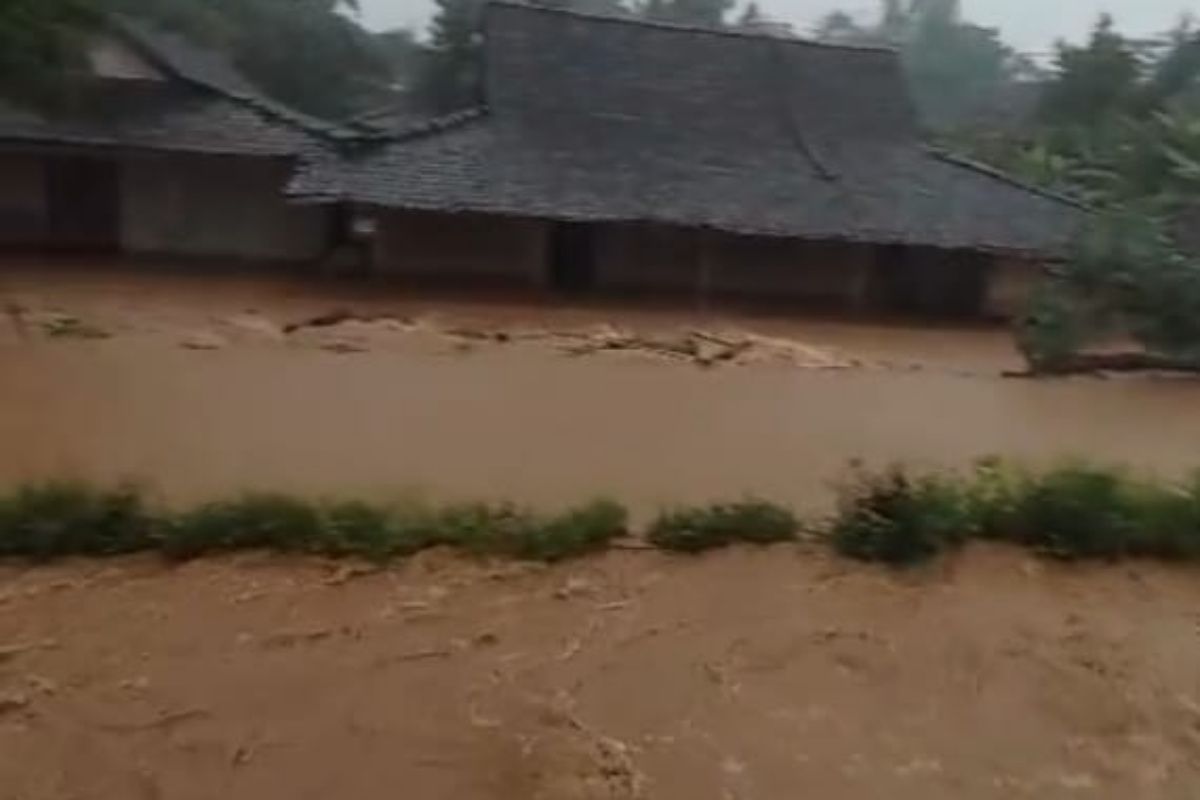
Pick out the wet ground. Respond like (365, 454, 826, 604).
(1, 262, 1198, 512)
(4, 546, 1200, 799)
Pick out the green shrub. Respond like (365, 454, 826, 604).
(963, 457, 1030, 540)
(1113, 472, 1200, 560)
(510, 499, 628, 562)
(321, 500, 405, 561)
(1007, 463, 1142, 559)
(433, 499, 628, 562)
(833, 460, 1200, 565)
(163, 494, 323, 560)
(0, 482, 157, 560)
(831, 466, 973, 566)
(648, 500, 798, 553)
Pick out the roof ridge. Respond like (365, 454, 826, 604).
(763, 38, 837, 182)
(485, 1, 898, 54)
(110, 16, 351, 143)
(358, 107, 489, 145)
(926, 148, 1089, 210)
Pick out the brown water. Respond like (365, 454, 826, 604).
(5, 264, 1200, 799)
(5, 546, 1200, 798)
(2, 263, 1198, 510)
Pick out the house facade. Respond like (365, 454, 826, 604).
(0, 4, 1083, 318)
(0, 21, 335, 262)
(290, 2, 1084, 318)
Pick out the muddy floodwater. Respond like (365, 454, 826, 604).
(6, 546, 1200, 799)
(2, 262, 1198, 511)
(5, 264, 1200, 799)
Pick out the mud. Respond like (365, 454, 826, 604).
(3, 546, 1200, 798)
(2, 262, 1199, 511)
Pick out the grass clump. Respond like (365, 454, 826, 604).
(0, 482, 157, 560)
(1129, 472, 1200, 560)
(433, 499, 628, 562)
(832, 460, 1200, 565)
(831, 466, 973, 566)
(1006, 463, 1143, 559)
(162, 494, 324, 560)
(648, 500, 798, 553)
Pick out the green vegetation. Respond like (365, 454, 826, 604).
(0, 482, 158, 560)
(940, 13, 1200, 373)
(831, 466, 972, 565)
(0, 487, 628, 564)
(3, 464, 1200, 569)
(830, 460, 1200, 565)
(647, 500, 799, 552)
(0, 0, 97, 106)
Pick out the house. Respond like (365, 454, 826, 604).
(290, 2, 1085, 318)
(0, 19, 337, 262)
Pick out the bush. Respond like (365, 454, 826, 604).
(1005, 463, 1142, 559)
(508, 499, 629, 562)
(163, 494, 324, 560)
(2, 467, 1199, 568)
(321, 500, 409, 562)
(0, 482, 157, 560)
(1111, 472, 1200, 560)
(831, 467, 974, 566)
(962, 457, 1030, 540)
(433, 499, 628, 562)
(648, 500, 798, 553)
(833, 461, 1200, 565)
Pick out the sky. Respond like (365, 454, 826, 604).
(356, 0, 1200, 54)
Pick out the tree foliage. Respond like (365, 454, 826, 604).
(935, 13, 1200, 370)
(0, 0, 99, 105)
(417, 0, 486, 113)
(815, 0, 1019, 130)
(0, 0, 415, 119)
(100, 0, 393, 118)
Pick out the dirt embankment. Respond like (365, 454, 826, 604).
(3, 546, 1200, 799)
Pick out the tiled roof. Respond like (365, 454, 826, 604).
(291, 1, 1083, 256)
(0, 18, 340, 157)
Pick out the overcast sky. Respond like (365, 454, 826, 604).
(357, 0, 1199, 53)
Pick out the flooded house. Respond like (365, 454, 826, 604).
(290, 2, 1084, 318)
(0, 19, 336, 262)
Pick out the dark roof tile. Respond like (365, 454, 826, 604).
(292, 1, 1083, 256)
(0, 18, 342, 157)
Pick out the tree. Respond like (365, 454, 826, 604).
(901, 1, 1015, 129)
(0, 0, 399, 119)
(0, 0, 99, 106)
(102, 0, 391, 119)
(416, 0, 485, 113)
(813, 1, 1018, 130)
(374, 28, 430, 93)
(1136, 17, 1200, 113)
(1037, 15, 1142, 128)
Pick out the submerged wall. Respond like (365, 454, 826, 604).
(591, 225, 874, 307)
(120, 153, 330, 262)
(983, 257, 1042, 320)
(0, 154, 48, 245)
(0, 149, 329, 261)
(372, 209, 547, 285)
